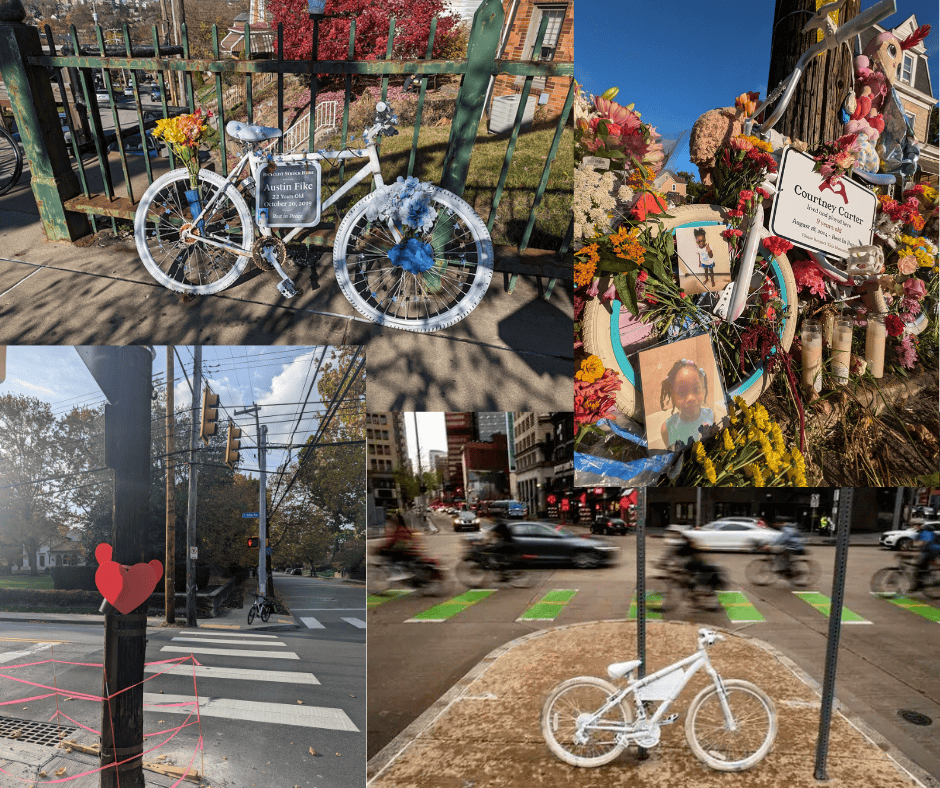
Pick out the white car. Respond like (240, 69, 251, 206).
(670, 520, 781, 552)
(880, 522, 937, 551)
(453, 511, 481, 532)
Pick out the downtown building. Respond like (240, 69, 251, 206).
(366, 412, 407, 530)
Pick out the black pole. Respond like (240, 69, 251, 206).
(814, 487, 854, 780)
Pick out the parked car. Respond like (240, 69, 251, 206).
(108, 131, 165, 158)
(150, 86, 163, 102)
(453, 510, 481, 532)
(591, 516, 631, 536)
(472, 521, 619, 568)
(487, 500, 527, 519)
(291, 567, 302, 575)
(95, 90, 110, 104)
(669, 520, 780, 552)
(880, 522, 938, 551)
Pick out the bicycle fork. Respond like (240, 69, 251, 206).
(705, 668, 739, 732)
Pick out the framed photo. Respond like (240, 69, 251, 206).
(675, 225, 732, 295)
(638, 334, 727, 452)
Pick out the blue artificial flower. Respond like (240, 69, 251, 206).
(388, 238, 436, 274)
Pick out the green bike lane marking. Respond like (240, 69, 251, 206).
(717, 590, 765, 622)
(627, 591, 663, 620)
(875, 594, 940, 623)
(406, 589, 496, 622)
(517, 589, 578, 621)
(367, 589, 413, 609)
(793, 591, 871, 623)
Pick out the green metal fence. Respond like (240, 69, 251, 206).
(0, 0, 572, 287)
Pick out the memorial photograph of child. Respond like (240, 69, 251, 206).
(638, 334, 727, 452)
(676, 225, 732, 294)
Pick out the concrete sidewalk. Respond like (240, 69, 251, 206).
(367, 620, 933, 788)
(0, 160, 572, 410)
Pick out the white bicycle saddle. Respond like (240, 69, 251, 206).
(225, 121, 283, 142)
(608, 659, 641, 680)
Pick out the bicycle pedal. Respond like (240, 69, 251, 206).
(661, 714, 678, 726)
(277, 278, 300, 299)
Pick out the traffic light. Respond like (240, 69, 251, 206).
(248, 537, 259, 548)
(200, 388, 219, 444)
(225, 421, 241, 468)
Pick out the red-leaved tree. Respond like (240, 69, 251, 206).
(268, 0, 461, 62)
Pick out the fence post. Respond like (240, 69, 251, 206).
(440, 0, 503, 197)
(0, 3, 90, 241)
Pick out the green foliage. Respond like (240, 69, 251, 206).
(50, 565, 97, 591)
(0, 574, 54, 589)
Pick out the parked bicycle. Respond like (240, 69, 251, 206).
(455, 538, 532, 589)
(248, 592, 273, 624)
(746, 545, 820, 588)
(541, 627, 777, 772)
(870, 554, 940, 599)
(133, 101, 494, 332)
(582, 0, 924, 423)
(0, 125, 23, 196)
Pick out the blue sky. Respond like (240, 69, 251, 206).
(576, 0, 939, 181)
(0, 347, 348, 479)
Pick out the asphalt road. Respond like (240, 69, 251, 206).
(367, 526, 940, 781)
(0, 574, 365, 788)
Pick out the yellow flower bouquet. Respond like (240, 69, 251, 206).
(152, 109, 215, 188)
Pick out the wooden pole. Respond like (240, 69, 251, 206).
(765, 0, 859, 146)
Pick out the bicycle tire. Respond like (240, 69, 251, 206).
(685, 678, 777, 772)
(455, 559, 488, 588)
(790, 558, 819, 588)
(745, 557, 776, 587)
(869, 567, 902, 595)
(368, 564, 391, 595)
(134, 167, 253, 294)
(508, 569, 533, 588)
(0, 127, 23, 197)
(247, 606, 256, 625)
(333, 186, 494, 332)
(260, 603, 271, 622)
(582, 204, 797, 422)
(541, 676, 633, 768)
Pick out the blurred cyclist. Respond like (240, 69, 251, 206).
(378, 513, 420, 566)
(912, 522, 940, 591)
(771, 523, 805, 576)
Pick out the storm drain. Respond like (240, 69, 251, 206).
(0, 715, 77, 747)
(897, 709, 932, 726)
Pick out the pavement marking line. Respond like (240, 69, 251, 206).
(517, 589, 577, 622)
(368, 590, 413, 609)
(627, 592, 663, 621)
(0, 268, 41, 298)
(876, 594, 940, 623)
(160, 646, 300, 659)
(0, 637, 67, 644)
(144, 665, 320, 684)
(300, 617, 325, 629)
(407, 590, 496, 622)
(717, 590, 766, 622)
(142, 693, 358, 731)
(198, 624, 241, 630)
(171, 637, 287, 646)
(0, 642, 57, 663)
(341, 618, 366, 628)
(793, 592, 871, 623)
(178, 630, 279, 639)
(292, 608, 367, 611)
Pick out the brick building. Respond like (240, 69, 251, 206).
(490, 0, 573, 118)
(462, 434, 510, 502)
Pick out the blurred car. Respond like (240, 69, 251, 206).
(150, 86, 163, 102)
(880, 522, 938, 551)
(453, 510, 481, 532)
(591, 516, 631, 536)
(108, 130, 164, 158)
(909, 506, 936, 526)
(695, 516, 770, 530)
(95, 90, 110, 104)
(123, 86, 135, 98)
(671, 520, 780, 552)
(291, 567, 302, 575)
(487, 500, 527, 519)
(473, 521, 619, 568)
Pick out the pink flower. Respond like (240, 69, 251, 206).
(601, 281, 618, 302)
(791, 258, 827, 298)
(900, 297, 921, 316)
(896, 335, 917, 369)
(903, 277, 927, 300)
(585, 278, 600, 298)
(897, 255, 918, 275)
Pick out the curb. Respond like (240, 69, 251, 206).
(366, 618, 935, 788)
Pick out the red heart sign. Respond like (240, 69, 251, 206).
(94, 544, 163, 615)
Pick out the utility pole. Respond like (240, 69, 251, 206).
(75, 347, 152, 788)
(170, 0, 186, 105)
(165, 347, 175, 625)
(765, 0, 859, 146)
(236, 405, 268, 594)
(186, 346, 201, 628)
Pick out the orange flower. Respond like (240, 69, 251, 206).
(576, 354, 606, 384)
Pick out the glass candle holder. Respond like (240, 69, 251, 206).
(821, 311, 836, 346)
(865, 315, 886, 379)
(801, 319, 823, 393)
(830, 317, 853, 386)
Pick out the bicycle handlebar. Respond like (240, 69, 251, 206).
(698, 627, 724, 647)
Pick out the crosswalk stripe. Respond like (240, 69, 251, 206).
(144, 665, 319, 684)
(300, 617, 325, 629)
(874, 594, 940, 623)
(161, 646, 299, 660)
(171, 637, 286, 646)
(718, 591, 765, 622)
(518, 590, 577, 621)
(341, 618, 366, 628)
(368, 590, 413, 608)
(142, 693, 358, 731)
(793, 591, 871, 623)
(0, 642, 56, 663)
(179, 630, 279, 639)
(627, 591, 664, 621)
(407, 589, 495, 622)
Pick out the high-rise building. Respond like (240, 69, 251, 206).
(462, 434, 510, 502)
(476, 412, 508, 442)
(512, 413, 555, 517)
(366, 412, 407, 520)
(444, 412, 476, 498)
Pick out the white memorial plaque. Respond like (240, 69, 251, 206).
(769, 147, 877, 261)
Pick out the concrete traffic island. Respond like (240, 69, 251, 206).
(368, 620, 925, 788)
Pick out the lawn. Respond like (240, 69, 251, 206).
(0, 574, 53, 590)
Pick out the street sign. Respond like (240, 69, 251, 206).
(189, 546, 198, 559)
(266, 547, 272, 556)
(810, 494, 820, 508)
(242, 512, 259, 518)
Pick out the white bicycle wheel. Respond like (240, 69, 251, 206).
(134, 167, 253, 294)
(685, 678, 777, 771)
(333, 186, 494, 332)
(582, 204, 797, 422)
(541, 676, 633, 768)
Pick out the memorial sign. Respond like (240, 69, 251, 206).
(256, 160, 322, 227)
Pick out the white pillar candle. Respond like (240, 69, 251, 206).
(831, 317, 853, 386)
(801, 320, 823, 393)
(865, 315, 886, 378)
